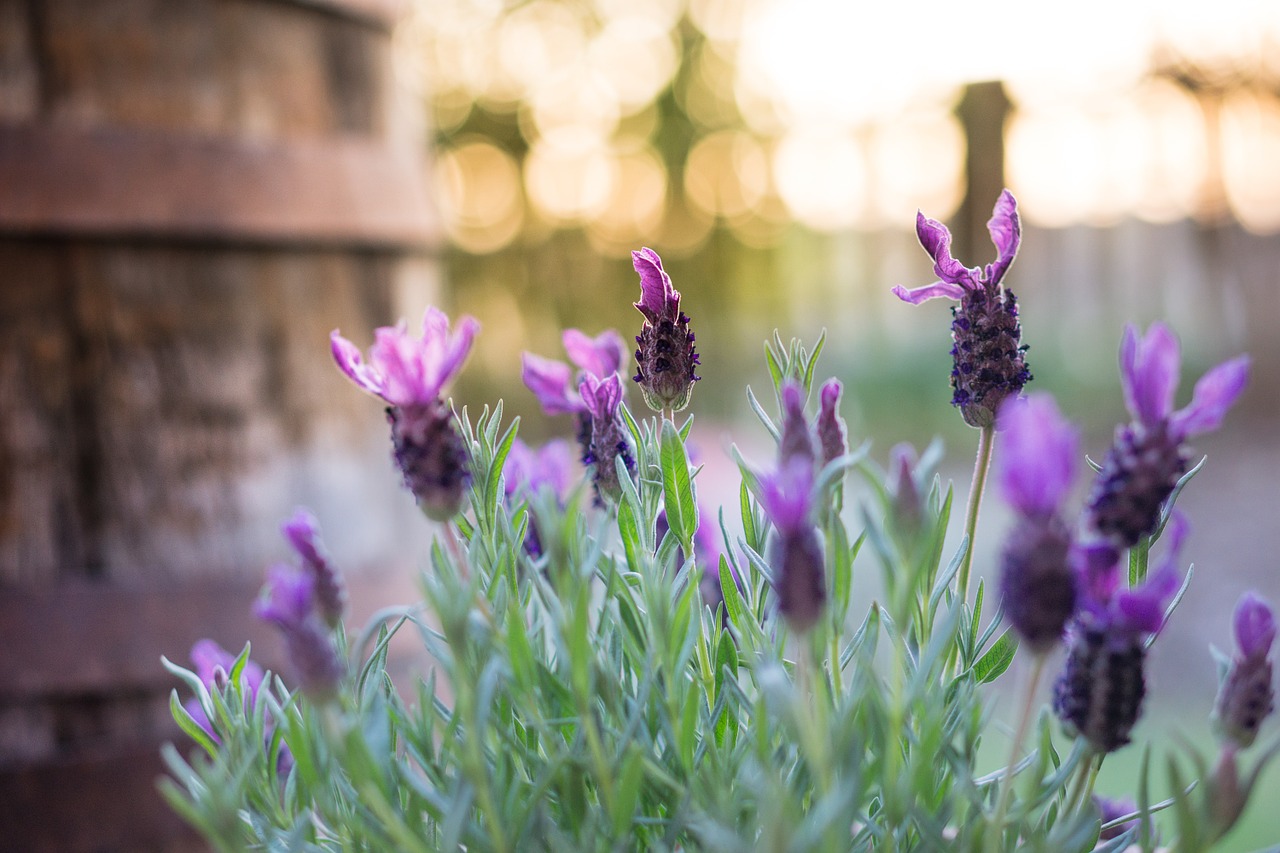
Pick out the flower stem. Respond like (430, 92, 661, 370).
(958, 425, 996, 606)
(987, 652, 1047, 853)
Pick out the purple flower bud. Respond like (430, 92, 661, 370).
(388, 400, 470, 520)
(281, 508, 346, 627)
(1000, 514, 1077, 653)
(816, 378, 848, 465)
(892, 191, 1030, 428)
(578, 373, 635, 504)
(1093, 795, 1147, 840)
(1214, 593, 1276, 749)
(777, 382, 816, 466)
(1089, 324, 1249, 547)
(254, 564, 315, 628)
(887, 443, 923, 533)
(280, 618, 345, 700)
(631, 248, 699, 413)
(760, 458, 826, 633)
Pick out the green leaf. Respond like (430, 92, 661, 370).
(973, 629, 1018, 683)
(763, 339, 784, 391)
(168, 690, 220, 756)
(485, 415, 519, 512)
(611, 746, 646, 837)
(746, 385, 780, 441)
(802, 328, 826, 393)
(660, 419, 697, 552)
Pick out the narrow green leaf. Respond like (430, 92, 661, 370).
(763, 340, 784, 391)
(485, 415, 520, 512)
(746, 385, 780, 442)
(660, 419, 697, 552)
(802, 328, 827, 393)
(611, 746, 646, 837)
(168, 690, 220, 756)
(973, 629, 1018, 683)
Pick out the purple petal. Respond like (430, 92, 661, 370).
(330, 331, 388, 400)
(985, 189, 1021, 285)
(632, 247, 679, 320)
(1169, 355, 1250, 438)
(891, 281, 968, 304)
(281, 508, 322, 566)
(190, 639, 238, 686)
(430, 312, 480, 396)
(563, 328, 626, 379)
(916, 211, 974, 286)
(505, 438, 578, 500)
(1116, 564, 1179, 635)
(579, 372, 622, 421)
(254, 564, 314, 627)
(1124, 323, 1181, 427)
(369, 323, 428, 406)
(820, 378, 841, 410)
(1233, 592, 1276, 659)
(996, 393, 1079, 516)
(1073, 541, 1122, 608)
(521, 353, 583, 415)
(759, 456, 814, 534)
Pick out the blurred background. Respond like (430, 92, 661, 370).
(1, 0, 1278, 849)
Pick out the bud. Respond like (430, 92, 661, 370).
(281, 508, 347, 627)
(760, 457, 826, 634)
(1213, 593, 1276, 749)
(1053, 618, 1147, 753)
(999, 515, 1077, 652)
(579, 373, 635, 505)
(631, 248, 699, 412)
(816, 378, 848, 465)
(777, 382, 816, 466)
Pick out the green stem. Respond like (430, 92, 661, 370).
(987, 652, 1047, 853)
(958, 425, 996, 606)
(1064, 750, 1098, 815)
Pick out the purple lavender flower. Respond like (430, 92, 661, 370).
(631, 248, 700, 413)
(522, 328, 628, 470)
(777, 381, 816, 466)
(578, 372, 635, 505)
(1094, 795, 1147, 840)
(892, 190, 1031, 428)
(281, 508, 346, 628)
(886, 443, 924, 534)
(997, 394, 1080, 652)
(1086, 323, 1249, 548)
(183, 639, 266, 740)
(1054, 518, 1185, 752)
(331, 308, 479, 520)
(760, 457, 826, 634)
(254, 566, 344, 700)
(1213, 592, 1276, 749)
(503, 438, 579, 558)
(816, 379, 849, 465)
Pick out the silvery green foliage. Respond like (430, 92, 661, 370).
(162, 338, 1275, 852)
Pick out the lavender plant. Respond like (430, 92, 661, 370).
(162, 206, 1277, 851)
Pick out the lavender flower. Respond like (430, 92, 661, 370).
(1053, 518, 1185, 753)
(816, 379, 848, 465)
(1213, 592, 1275, 749)
(760, 457, 826, 634)
(997, 394, 1080, 653)
(579, 372, 635, 505)
(631, 248, 700, 413)
(1086, 323, 1249, 548)
(254, 565, 345, 700)
(183, 639, 266, 740)
(331, 308, 479, 520)
(503, 438, 579, 558)
(886, 443, 924, 536)
(777, 382, 816, 467)
(522, 328, 627, 468)
(281, 508, 346, 628)
(892, 190, 1030, 428)
(1094, 795, 1146, 841)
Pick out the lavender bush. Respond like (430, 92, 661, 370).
(162, 193, 1277, 851)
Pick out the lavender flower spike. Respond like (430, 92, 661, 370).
(760, 457, 826, 634)
(816, 378, 849, 465)
(254, 565, 345, 700)
(996, 394, 1080, 652)
(578, 372, 635, 505)
(777, 382, 816, 466)
(281, 508, 346, 628)
(1214, 592, 1276, 749)
(1087, 323, 1250, 548)
(892, 190, 1030, 428)
(632, 248, 700, 413)
(331, 307, 479, 520)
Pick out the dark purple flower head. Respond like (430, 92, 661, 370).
(388, 400, 470, 520)
(504, 438, 578, 502)
(281, 508, 346, 627)
(997, 393, 1079, 518)
(522, 328, 627, 416)
(777, 381, 816, 466)
(816, 378, 848, 465)
(1214, 592, 1276, 749)
(893, 191, 1031, 428)
(1119, 322, 1250, 437)
(891, 189, 1021, 305)
(253, 564, 315, 628)
(1087, 324, 1249, 548)
(578, 373, 634, 504)
(331, 307, 478, 408)
(761, 457, 825, 633)
(631, 248, 700, 412)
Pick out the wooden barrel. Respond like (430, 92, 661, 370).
(0, 1, 436, 849)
